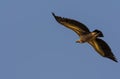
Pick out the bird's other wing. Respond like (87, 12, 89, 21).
(88, 38, 118, 62)
(52, 12, 90, 36)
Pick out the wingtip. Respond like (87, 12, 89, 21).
(52, 12, 56, 17)
(107, 56, 118, 63)
(52, 12, 60, 22)
(113, 58, 118, 63)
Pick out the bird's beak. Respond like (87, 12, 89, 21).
(76, 40, 80, 43)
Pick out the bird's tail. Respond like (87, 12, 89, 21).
(93, 29, 104, 37)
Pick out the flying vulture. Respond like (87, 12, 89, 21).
(52, 13, 117, 62)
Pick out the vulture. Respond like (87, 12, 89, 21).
(52, 13, 117, 62)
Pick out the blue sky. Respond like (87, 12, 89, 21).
(0, 0, 120, 79)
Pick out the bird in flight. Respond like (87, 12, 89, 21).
(52, 12, 118, 62)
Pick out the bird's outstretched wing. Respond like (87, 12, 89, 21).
(88, 38, 117, 62)
(52, 13, 90, 36)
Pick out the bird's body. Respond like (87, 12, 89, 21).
(52, 13, 118, 62)
(76, 32, 100, 43)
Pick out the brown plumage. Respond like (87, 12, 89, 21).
(52, 12, 117, 62)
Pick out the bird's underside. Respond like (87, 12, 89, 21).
(52, 12, 118, 62)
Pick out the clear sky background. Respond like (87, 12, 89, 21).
(0, 0, 120, 79)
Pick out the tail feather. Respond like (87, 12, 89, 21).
(93, 29, 104, 37)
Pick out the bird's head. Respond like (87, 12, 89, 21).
(76, 40, 85, 43)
